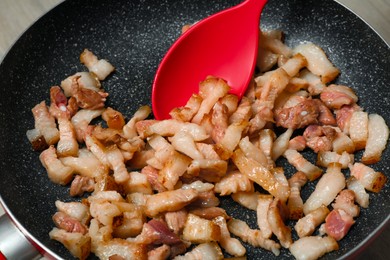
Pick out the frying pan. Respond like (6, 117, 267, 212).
(0, 0, 389, 259)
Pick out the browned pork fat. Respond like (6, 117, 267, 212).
(362, 114, 389, 164)
(289, 236, 339, 260)
(350, 162, 387, 193)
(49, 228, 91, 260)
(52, 212, 88, 235)
(320, 84, 358, 110)
(268, 198, 293, 248)
(174, 242, 224, 260)
(293, 43, 340, 83)
(275, 99, 320, 129)
(227, 218, 281, 256)
(295, 205, 329, 238)
(144, 188, 199, 217)
(287, 171, 308, 220)
(30, 101, 60, 146)
(332, 189, 360, 218)
(303, 163, 345, 215)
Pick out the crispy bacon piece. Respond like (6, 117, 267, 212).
(334, 104, 361, 134)
(71, 108, 104, 142)
(61, 72, 101, 97)
(189, 207, 229, 220)
(214, 122, 247, 160)
(346, 176, 369, 208)
(26, 128, 48, 151)
(320, 84, 358, 110)
(362, 114, 389, 164)
(280, 53, 307, 77)
(232, 149, 289, 201)
(195, 143, 220, 160)
(190, 190, 220, 208)
(31, 101, 60, 145)
(67, 75, 108, 110)
(214, 170, 254, 195)
(350, 162, 387, 193)
(259, 129, 277, 168)
(122, 106, 151, 139)
(229, 96, 252, 125)
(170, 94, 202, 122)
(272, 128, 294, 161)
(332, 129, 355, 154)
(260, 30, 292, 57)
(40, 145, 74, 185)
(49, 86, 78, 119)
(287, 171, 308, 220)
(105, 144, 130, 184)
(191, 77, 230, 124)
(210, 101, 229, 143)
(284, 149, 323, 181)
(147, 219, 182, 245)
(332, 190, 360, 218)
(316, 151, 354, 169)
(57, 117, 79, 157)
(148, 244, 170, 260)
(275, 99, 320, 129)
(170, 131, 204, 160)
(293, 43, 340, 83)
(144, 188, 198, 217)
(257, 68, 291, 119)
(303, 163, 345, 215)
(122, 171, 153, 195)
(213, 216, 246, 257)
(239, 136, 268, 166)
(268, 198, 293, 248)
(257, 48, 279, 73)
(111, 203, 145, 239)
(256, 195, 273, 238)
(298, 69, 326, 96)
(349, 111, 368, 150)
(49, 228, 91, 260)
(174, 242, 223, 260)
(95, 239, 147, 260)
(181, 180, 214, 193)
(55, 200, 90, 225)
(147, 134, 175, 168)
(325, 208, 355, 241)
(80, 49, 115, 80)
(60, 148, 108, 179)
(228, 218, 281, 256)
(70, 175, 95, 196)
(145, 119, 209, 141)
(102, 107, 126, 130)
(295, 205, 329, 238)
(288, 135, 306, 151)
(52, 211, 88, 234)
(159, 150, 192, 190)
(88, 196, 123, 227)
(164, 209, 188, 234)
(303, 125, 336, 153)
(182, 214, 221, 243)
(141, 165, 166, 193)
(289, 236, 338, 260)
(231, 191, 260, 211)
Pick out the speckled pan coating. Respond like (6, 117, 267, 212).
(0, 0, 388, 259)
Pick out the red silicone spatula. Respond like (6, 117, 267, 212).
(152, 0, 268, 120)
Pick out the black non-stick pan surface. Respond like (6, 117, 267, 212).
(0, 0, 389, 259)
